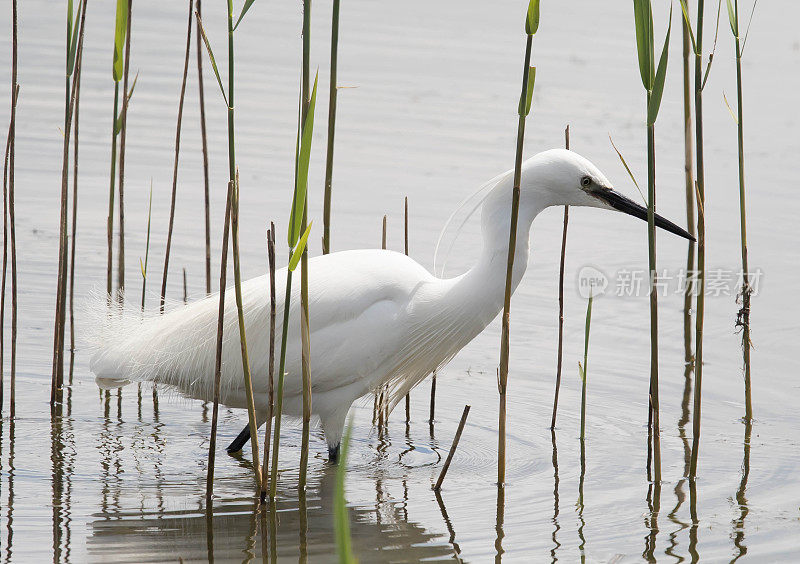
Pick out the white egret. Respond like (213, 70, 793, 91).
(91, 149, 693, 461)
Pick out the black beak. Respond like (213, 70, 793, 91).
(594, 188, 696, 242)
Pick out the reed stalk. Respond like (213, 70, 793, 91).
(682, 0, 696, 369)
(550, 125, 569, 430)
(322, 0, 340, 255)
(404, 196, 410, 423)
(231, 172, 262, 490)
(633, 0, 671, 486)
(434, 405, 470, 491)
(728, 0, 753, 421)
(578, 294, 592, 441)
(2, 89, 18, 414)
(160, 0, 194, 312)
(260, 223, 276, 500)
(497, 0, 538, 486)
(205, 179, 233, 505)
(52, 0, 87, 409)
(7, 0, 17, 416)
(116, 0, 133, 302)
(298, 0, 313, 492)
(140, 184, 152, 310)
(271, 75, 318, 499)
(107, 0, 129, 301)
(69, 8, 85, 356)
(196, 0, 212, 294)
(683, 0, 707, 481)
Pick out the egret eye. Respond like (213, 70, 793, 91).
(581, 176, 592, 188)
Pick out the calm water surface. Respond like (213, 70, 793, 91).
(0, 0, 799, 561)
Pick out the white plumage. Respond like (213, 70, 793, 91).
(90, 149, 692, 455)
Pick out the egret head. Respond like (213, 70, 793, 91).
(526, 149, 695, 241)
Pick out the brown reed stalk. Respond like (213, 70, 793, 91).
(160, 0, 194, 312)
(429, 370, 436, 424)
(260, 222, 276, 500)
(434, 405, 470, 491)
(116, 0, 133, 302)
(7, 0, 17, 416)
(231, 172, 262, 490)
(196, 0, 212, 294)
(550, 124, 569, 430)
(2, 85, 17, 413)
(51, 0, 87, 409)
(682, 0, 696, 366)
(206, 179, 233, 504)
(498, 1, 538, 486)
(182, 268, 187, 303)
(404, 196, 410, 424)
(69, 9, 86, 356)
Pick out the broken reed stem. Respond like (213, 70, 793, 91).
(196, 0, 212, 294)
(7, 0, 17, 416)
(690, 0, 707, 482)
(550, 124, 569, 430)
(404, 196, 410, 424)
(322, 0, 340, 255)
(498, 31, 533, 487)
(52, 2, 87, 409)
(682, 0, 696, 365)
(140, 184, 152, 310)
(429, 371, 436, 424)
(434, 405, 471, 491)
(205, 180, 234, 505)
(298, 0, 313, 492)
(260, 223, 276, 500)
(117, 0, 133, 302)
(182, 268, 187, 303)
(732, 0, 752, 421)
(160, 0, 194, 312)
(231, 173, 262, 490)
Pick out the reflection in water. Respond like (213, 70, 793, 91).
(576, 438, 586, 564)
(88, 462, 452, 562)
(666, 356, 694, 561)
(5, 419, 15, 564)
(434, 488, 462, 560)
(643, 481, 661, 562)
(494, 485, 505, 563)
(730, 418, 752, 563)
(51, 412, 76, 564)
(550, 430, 561, 563)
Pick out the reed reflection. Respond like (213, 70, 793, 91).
(576, 438, 586, 564)
(434, 488, 462, 560)
(550, 429, 561, 563)
(730, 418, 752, 563)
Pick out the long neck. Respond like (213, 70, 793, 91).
(450, 175, 548, 320)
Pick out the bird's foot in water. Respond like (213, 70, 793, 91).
(328, 443, 340, 464)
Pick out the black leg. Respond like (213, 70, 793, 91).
(328, 443, 340, 464)
(226, 424, 251, 454)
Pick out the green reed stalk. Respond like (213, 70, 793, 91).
(633, 0, 671, 486)
(551, 125, 570, 430)
(107, 0, 128, 301)
(160, 0, 194, 312)
(333, 418, 356, 563)
(728, 0, 752, 420)
(116, 0, 132, 302)
(682, 0, 696, 368)
(497, 0, 538, 487)
(260, 223, 276, 500)
(7, 0, 18, 416)
(196, 0, 212, 294)
(685, 0, 707, 481)
(322, 0, 340, 255)
(271, 75, 318, 499)
(298, 0, 313, 491)
(231, 172, 262, 490)
(578, 294, 592, 441)
(140, 184, 152, 310)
